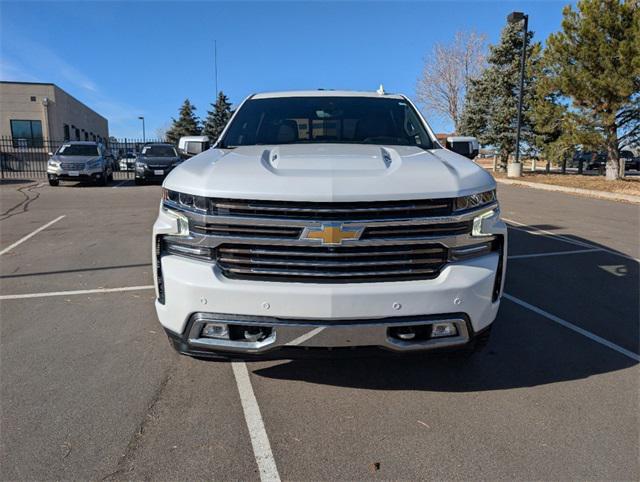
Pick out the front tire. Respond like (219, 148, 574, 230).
(98, 171, 109, 186)
(48, 178, 59, 186)
(135, 178, 144, 185)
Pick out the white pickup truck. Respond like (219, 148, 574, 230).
(153, 90, 507, 359)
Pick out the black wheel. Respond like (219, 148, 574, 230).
(48, 178, 59, 187)
(108, 171, 114, 182)
(135, 178, 144, 185)
(98, 171, 109, 186)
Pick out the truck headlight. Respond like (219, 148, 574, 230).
(48, 159, 60, 167)
(162, 188, 208, 212)
(454, 190, 496, 212)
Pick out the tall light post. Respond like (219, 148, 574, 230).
(507, 11, 528, 178)
(138, 116, 146, 143)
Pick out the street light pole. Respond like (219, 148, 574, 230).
(507, 11, 528, 178)
(138, 116, 146, 143)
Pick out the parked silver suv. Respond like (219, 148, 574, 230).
(47, 141, 114, 186)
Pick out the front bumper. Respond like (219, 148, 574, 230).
(135, 165, 174, 180)
(47, 166, 104, 181)
(166, 312, 493, 359)
(155, 251, 504, 357)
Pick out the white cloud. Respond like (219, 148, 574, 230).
(1, 33, 143, 136)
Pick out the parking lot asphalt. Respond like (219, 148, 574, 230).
(1, 179, 638, 480)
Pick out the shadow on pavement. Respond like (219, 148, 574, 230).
(251, 228, 638, 391)
(0, 179, 38, 185)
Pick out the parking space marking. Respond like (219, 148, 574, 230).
(508, 248, 601, 260)
(231, 362, 281, 482)
(0, 285, 154, 300)
(504, 293, 640, 362)
(112, 180, 130, 188)
(503, 217, 640, 262)
(0, 215, 65, 256)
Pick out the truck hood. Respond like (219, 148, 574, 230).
(163, 144, 495, 202)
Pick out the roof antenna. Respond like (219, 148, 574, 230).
(377, 84, 385, 95)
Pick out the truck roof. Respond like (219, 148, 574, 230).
(252, 90, 406, 100)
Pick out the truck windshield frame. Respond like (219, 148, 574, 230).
(219, 96, 435, 149)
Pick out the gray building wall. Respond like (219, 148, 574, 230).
(0, 81, 109, 142)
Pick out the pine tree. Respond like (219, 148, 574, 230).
(542, 0, 639, 180)
(165, 99, 201, 144)
(459, 22, 542, 171)
(202, 92, 233, 142)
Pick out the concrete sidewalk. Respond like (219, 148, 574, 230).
(495, 177, 640, 204)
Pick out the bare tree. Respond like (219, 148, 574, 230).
(416, 30, 487, 133)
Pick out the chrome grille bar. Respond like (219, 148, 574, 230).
(216, 243, 447, 283)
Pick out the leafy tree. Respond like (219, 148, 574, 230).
(532, 70, 604, 172)
(165, 99, 201, 144)
(202, 92, 233, 142)
(459, 22, 542, 171)
(543, 0, 639, 180)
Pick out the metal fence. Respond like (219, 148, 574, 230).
(0, 137, 167, 180)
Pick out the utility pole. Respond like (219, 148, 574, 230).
(138, 116, 146, 143)
(507, 11, 528, 178)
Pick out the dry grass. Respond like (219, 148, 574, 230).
(491, 171, 640, 196)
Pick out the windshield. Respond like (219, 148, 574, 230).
(57, 144, 99, 156)
(220, 96, 435, 149)
(141, 145, 177, 157)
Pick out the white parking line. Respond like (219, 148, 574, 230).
(112, 180, 129, 188)
(285, 326, 325, 346)
(503, 217, 639, 262)
(504, 293, 640, 362)
(0, 285, 154, 300)
(231, 362, 281, 482)
(508, 248, 602, 260)
(0, 215, 65, 256)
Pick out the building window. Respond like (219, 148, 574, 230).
(75, 128, 80, 140)
(30, 96, 36, 102)
(10, 120, 43, 147)
(63, 124, 70, 141)
(84, 131, 88, 141)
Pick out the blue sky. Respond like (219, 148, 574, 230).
(1, 1, 571, 138)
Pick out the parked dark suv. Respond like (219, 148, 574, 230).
(134, 143, 182, 184)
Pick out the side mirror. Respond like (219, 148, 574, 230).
(446, 138, 479, 160)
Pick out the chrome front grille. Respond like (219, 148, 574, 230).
(362, 221, 471, 239)
(161, 196, 498, 283)
(216, 243, 448, 282)
(61, 162, 85, 170)
(199, 198, 453, 220)
(190, 222, 302, 238)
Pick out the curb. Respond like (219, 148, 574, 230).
(495, 178, 640, 205)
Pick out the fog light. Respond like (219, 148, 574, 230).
(201, 323, 229, 339)
(431, 322, 458, 338)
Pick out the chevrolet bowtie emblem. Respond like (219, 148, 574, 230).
(301, 223, 363, 245)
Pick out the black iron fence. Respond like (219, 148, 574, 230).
(0, 137, 167, 180)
